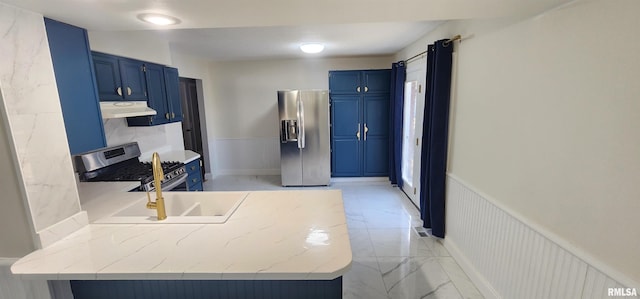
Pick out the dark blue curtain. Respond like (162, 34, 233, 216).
(389, 62, 406, 186)
(419, 40, 454, 238)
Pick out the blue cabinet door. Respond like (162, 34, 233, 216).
(363, 94, 390, 176)
(163, 67, 183, 122)
(185, 159, 203, 191)
(92, 53, 147, 101)
(92, 52, 122, 101)
(127, 65, 183, 126)
(363, 70, 391, 94)
(44, 18, 106, 154)
(128, 63, 168, 126)
(331, 95, 361, 176)
(329, 71, 361, 94)
(119, 58, 147, 101)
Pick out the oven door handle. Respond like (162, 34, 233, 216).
(161, 172, 189, 191)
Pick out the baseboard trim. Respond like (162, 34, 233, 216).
(215, 169, 280, 176)
(442, 238, 500, 299)
(330, 177, 388, 183)
(0, 258, 18, 266)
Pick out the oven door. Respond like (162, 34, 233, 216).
(131, 172, 188, 192)
(169, 181, 188, 191)
(163, 172, 188, 191)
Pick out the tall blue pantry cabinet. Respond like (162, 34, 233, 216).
(329, 70, 391, 177)
(44, 18, 106, 155)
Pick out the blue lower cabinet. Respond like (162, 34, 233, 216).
(70, 278, 342, 299)
(189, 184, 203, 192)
(186, 159, 203, 191)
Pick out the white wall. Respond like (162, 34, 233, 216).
(88, 31, 171, 65)
(207, 56, 393, 175)
(396, 0, 640, 288)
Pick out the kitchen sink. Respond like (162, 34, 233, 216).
(95, 192, 249, 224)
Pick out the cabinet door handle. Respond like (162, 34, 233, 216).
(165, 113, 170, 119)
(171, 112, 175, 119)
(356, 123, 361, 141)
(127, 87, 132, 96)
(364, 123, 369, 141)
(364, 86, 369, 92)
(116, 87, 122, 96)
(356, 86, 360, 93)
(190, 165, 197, 171)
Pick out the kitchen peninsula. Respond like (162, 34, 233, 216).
(11, 189, 351, 299)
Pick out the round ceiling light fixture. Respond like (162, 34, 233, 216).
(137, 13, 181, 26)
(300, 43, 325, 54)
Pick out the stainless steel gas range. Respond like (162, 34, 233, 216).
(73, 142, 188, 192)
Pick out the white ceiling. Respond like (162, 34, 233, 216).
(3, 0, 573, 61)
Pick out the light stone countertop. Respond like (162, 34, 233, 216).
(141, 150, 200, 164)
(12, 187, 352, 281)
(76, 181, 146, 222)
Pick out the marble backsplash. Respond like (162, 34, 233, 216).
(0, 5, 82, 237)
(103, 118, 185, 159)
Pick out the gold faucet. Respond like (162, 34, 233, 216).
(146, 152, 167, 220)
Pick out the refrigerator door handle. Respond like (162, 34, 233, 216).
(297, 95, 306, 149)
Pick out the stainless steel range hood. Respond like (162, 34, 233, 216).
(99, 101, 157, 119)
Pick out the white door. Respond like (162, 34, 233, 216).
(401, 60, 426, 207)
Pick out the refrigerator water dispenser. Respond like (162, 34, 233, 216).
(281, 119, 298, 142)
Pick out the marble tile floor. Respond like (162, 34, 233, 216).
(204, 175, 483, 299)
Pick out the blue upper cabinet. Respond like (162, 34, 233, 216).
(92, 52, 147, 101)
(363, 70, 391, 94)
(92, 53, 122, 101)
(91, 52, 182, 127)
(44, 18, 106, 155)
(127, 65, 183, 126)
(127, 63, 168, 126)
(119, 58, 147, 100)
(164, 67, 183, 122)
(329, 70, 390, 94)
(329, 71, 361, 94)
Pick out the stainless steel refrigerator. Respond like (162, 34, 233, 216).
(278, 90, 330, 186)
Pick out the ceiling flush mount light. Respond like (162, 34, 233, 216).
(137, 13, 181, 26)
(300, 43, 324, 54)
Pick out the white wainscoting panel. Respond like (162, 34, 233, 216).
(582, 266, 633, 299)
(213, 138, 280, 175)
(444, 174, 637, 299)
(0, 259, 50, 299)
